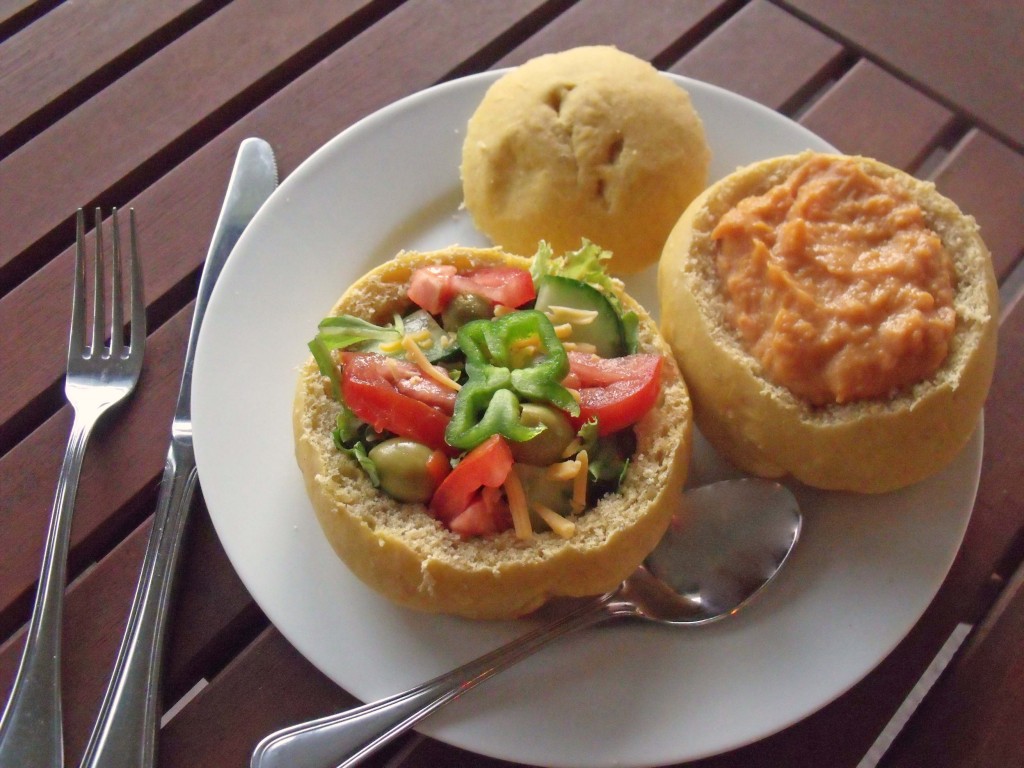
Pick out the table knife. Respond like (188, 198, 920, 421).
(79, 137, 278, 768)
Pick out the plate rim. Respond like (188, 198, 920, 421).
(192, 68, 980, 767)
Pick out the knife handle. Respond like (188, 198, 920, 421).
(78, 440, 198, 768)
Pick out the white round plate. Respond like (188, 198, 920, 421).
(192, 71, 981, 767)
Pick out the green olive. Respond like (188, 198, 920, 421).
(515, 464, 574, 520)
(442, 293, 493, 331)
(509, 404, 576, 466)
(368, 438, 439, 503)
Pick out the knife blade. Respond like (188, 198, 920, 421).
(79, 137, 278, 768)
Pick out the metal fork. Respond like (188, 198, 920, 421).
(0, 208, 146, 768)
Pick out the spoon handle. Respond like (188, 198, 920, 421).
(250, 594, 613, 768)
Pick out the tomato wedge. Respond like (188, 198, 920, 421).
(566, 352, 663, 435)
(407, 265, 535, 314)
(430, 434, 513, 524)
(407, 265, 457, 315)
(449, 486, 511, 537)
(452, 267, 536, 308)
(340, 352, 455, 451)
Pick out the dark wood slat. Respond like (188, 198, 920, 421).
(5, 4, 1022, 768)
(670, 0, 846, 113)
(398, 738, 519, 768)
(0, 0, 552, 456)
(0, 0, 375, 291)
(0, 307, 188, 638)
(161, 498, 265, 701)
(0, 0, 209, 153)
(159, 628, 362, 768)
(0, 0, 56, 33)
(881, 300, 1024, 768)
(0, 0, 549, 452)
(0, 506, 259, 765)
(0, 0, 35, 22)
(0, 0, 377, 448)
(0, 515, 151, 763)
(2, 1, 553, 766)
(778, 0, 1024, 151)
(931, 129, 1024, 281)
(1, 0, 551, 649)
(798, 58, 956, 171)
(0, 179, 213, 455)
(885, 574, 1024, 768)
(0, 301, 188, 636)
(492, 0, 735, 68)
(937, 309, 1024, 622)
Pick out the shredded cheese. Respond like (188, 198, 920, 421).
(532, 503, 576, 539)
(553, 323, 574, 340)
(401, 335, 461, 391)
(563, 342, 598, 355)
(378, 337, 404, 354)
(545, 459, 581, 482)
(510, 334, 541, 351)
(560, 439, 583, 459)
(545, 305, 599, 325)
(572, 449, 588, 513)
(493, 304, 513, 317)
(504, 467, 533, 540)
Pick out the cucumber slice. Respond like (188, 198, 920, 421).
(534, 275, 626, 357)
(400, 309, 459, 361)
(353, 309, 457, 362)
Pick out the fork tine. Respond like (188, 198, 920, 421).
(90, 207, 106, 357)
(69, 208, 88, 360)
(127, 208, 146, 358)
(108, 208, 125, 358)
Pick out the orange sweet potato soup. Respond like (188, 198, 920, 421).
(712, 155, 956, 406)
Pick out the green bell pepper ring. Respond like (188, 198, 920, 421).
(445, 311, 580, 451)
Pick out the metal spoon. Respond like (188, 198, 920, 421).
(251, 478, 801, 768)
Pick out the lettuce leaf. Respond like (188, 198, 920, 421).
(341, 441, 379, 487)
(316, 314, 399, 349)
(332, 406, 365, 446)
(309, 315, 398, 399)
(530, 240, 614, 290)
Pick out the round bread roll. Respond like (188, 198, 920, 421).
(461, 46, 710, 275)
(658, 152, 998, 493)
(294, 246, 692, 619)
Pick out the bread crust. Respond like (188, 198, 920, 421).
(658, 152, 998, 493)
(294, 246, 691, 619)
(460, 46, 710, 274)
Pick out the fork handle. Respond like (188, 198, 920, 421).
(78, 439, 197, 768)
(0, 414, 97, 768)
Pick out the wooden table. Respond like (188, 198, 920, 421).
(2, 2, 1022, 766)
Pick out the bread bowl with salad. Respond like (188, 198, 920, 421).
(658, 151, 998, 493)
(293, 242, 691, 619)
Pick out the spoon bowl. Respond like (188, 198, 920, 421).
(641, 478, 802, 623)
(251, 478, 802, 768)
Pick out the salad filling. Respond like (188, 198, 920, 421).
(307, 242, 663, 539)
